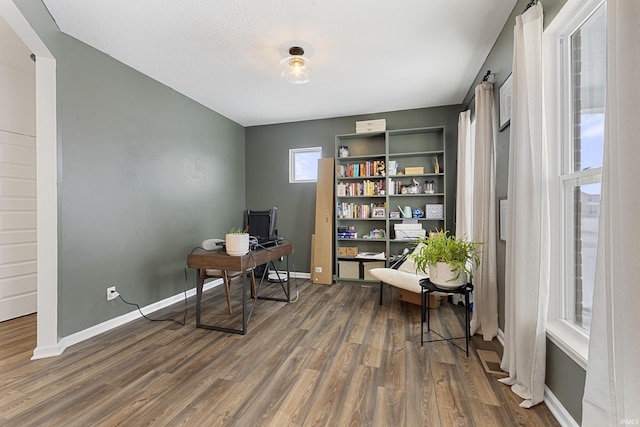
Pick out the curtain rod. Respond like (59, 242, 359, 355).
(524, 0, 538, 13)
(462, 70, 496, 111)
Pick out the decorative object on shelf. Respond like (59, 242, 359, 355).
(390, 211, 401, 218)
(434, 157, 440, 173)
(425, 204, 444, 219)
(412, 208, 424, 218)
(372, 207, 386, 218)
(338, 145, 350, 158)
(405, 166, 424, 175)
(388, 160, 398, 176)
(280, 46, 311, 84)
(411, 230, 482, 289)
(425, 180, 435, 194)
(225, 228, 250, 256)
(364, 229, 386, 239)
(398, 205, 412, 218)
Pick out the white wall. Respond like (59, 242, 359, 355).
(0, 14, 36, 322)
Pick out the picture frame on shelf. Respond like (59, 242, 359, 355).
(372, 207, 386, 218)
(499, 73, 512, 131)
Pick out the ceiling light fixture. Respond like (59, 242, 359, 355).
(280, 46, 312, 84)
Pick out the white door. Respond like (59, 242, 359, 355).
(0, 16, 37, 322)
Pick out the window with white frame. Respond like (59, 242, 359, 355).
(558, 1, 606, 336)
(289, 147, 322, 183)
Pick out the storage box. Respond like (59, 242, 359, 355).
(425, 204, 444, 219)
(404, 167, 424, 175)
(398, 289, 441, 308)
(338, 246, 358, 257)
(363, 261, 385, 280)
(338, 260, 360, 279)
(355, 119, 386, 134)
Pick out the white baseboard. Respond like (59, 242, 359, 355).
(32, 271, 309, 360)
(544, 386, 580, 427)
(496, 328, 578, 427)
(31, 278, 224, 360)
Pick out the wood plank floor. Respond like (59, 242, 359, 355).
(0, 279, 560, 426)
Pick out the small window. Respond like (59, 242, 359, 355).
(289, 147, 322, 183)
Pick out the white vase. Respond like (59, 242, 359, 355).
(225, 233, 249, 256)
(428, 261, 467, 289)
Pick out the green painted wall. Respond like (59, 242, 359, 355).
(245, 106, 461, 274)
(15, 0, 246, 337)
(461, 0, 584, 423)
(15, 3, 585, 421)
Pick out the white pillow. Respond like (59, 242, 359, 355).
(368, 268, 427, 294)
(397, 244, 428, 275)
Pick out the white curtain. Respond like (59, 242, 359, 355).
(499, 2, 550, 408)
(455, 110, 473, 240)
(470, 83, 498, 341)
(582, 1, 640, 425)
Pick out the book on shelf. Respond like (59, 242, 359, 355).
(337, 202, 386, 219)
(337, 161, 385, 178)
(336, 180, 386, 197)
(337, 232, 358, 239)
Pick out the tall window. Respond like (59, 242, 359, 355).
(560, 2, 605, 334)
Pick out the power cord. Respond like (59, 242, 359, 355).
(111, 278, 188, 327)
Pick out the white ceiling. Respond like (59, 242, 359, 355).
(41, 0, 516, 127)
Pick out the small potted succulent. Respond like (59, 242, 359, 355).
(225, 227, 250, 256)
(411, 230, 482, 289)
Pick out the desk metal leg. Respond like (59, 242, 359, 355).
(257, 255, 291, 303)
(286, 254, 291, 302)
(242, 269, 247, 334)
(196, 269, 203, 328)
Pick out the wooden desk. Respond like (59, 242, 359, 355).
(187, 241, 293, 334)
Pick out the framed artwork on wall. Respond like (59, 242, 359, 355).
(499, 73, 513, 131)
(499, 198, 509, 241)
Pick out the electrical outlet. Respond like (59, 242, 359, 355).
(107, 286, 119, 301)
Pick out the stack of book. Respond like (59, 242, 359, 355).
(337, 226, 358, 239)
(356, 119, 386, 134)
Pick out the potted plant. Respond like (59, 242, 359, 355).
(410, 230, 482, 289)
(225, 227, 250, 256)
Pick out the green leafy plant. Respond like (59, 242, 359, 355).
(411, 230, 482, 281)
(228, 227, 247, 234)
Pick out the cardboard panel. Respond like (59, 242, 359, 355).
(311, 158, 334, 285)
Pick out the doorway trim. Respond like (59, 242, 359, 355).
(0, 0, 60, 358)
